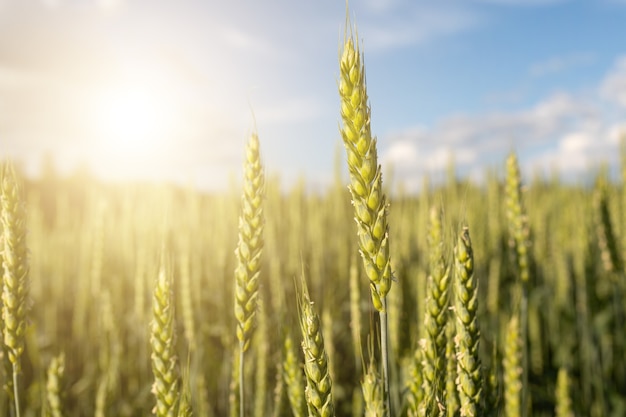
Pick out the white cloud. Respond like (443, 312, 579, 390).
(532, 125, 614, 175)
(560, 131, 594, 153)
(608, 123, 626, 144)
(381, 79, 618, 191)
(384, 139, 419, 166)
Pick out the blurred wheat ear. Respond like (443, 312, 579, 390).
(1, 162, 29, 417)
(150, 256, 181, 417)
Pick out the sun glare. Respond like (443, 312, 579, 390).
(94, 85, 172, 155)
(87, 79, 183, 180)
(81, 77, 184, 181)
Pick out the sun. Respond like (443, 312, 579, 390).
(86, 78, 184, 180)
(92, 83, 175, 158)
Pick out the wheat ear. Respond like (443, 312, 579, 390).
(453, 227, 482, 417)
(362, 357, 384, 417)
(150, 258, 181, 417)
(445, 322, 459, 417)
(420, 206, 450, 417)
(46, 353, 65, 417)
(234, 131, 264, 417)
(593, 174, 623, 274)
(339, 20, 391, 314)
(504, 314, 521, 417)
(298, 277, 335, 417)
(505, 153, 529, 283)
(406, 348, 424, 417)
(555, 367, 574, 417)
(505, 152, 530, 416)
(1, 163, 29, 417)
(339, 20, 393, 416)
(283, 332, 306, 417)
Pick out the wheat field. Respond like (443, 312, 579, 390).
(0, 14, 625, 417)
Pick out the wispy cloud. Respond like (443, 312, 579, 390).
(601, 56, 626, 107)
(218, 25, 281, 57)
(348, 1, 481, 51)
(529, 52, 595, 77)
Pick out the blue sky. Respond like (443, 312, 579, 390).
(1, 0, 626, 191)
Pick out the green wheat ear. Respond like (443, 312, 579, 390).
(362, 357, 384, 417)
(504, 314, 522, 417)
(505, 153, 529, 283)
(298, 277, 335, 417)
(420, 206, 451, 417)
(555, 367, 574, 417)
(453, 227, 482, 417)
(339, 26, 392, 313)
(234, 131, 264, 352)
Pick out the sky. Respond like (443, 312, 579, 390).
(1, 0, 626, 192)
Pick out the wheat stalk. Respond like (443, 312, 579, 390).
(95, 290, 121, 417)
